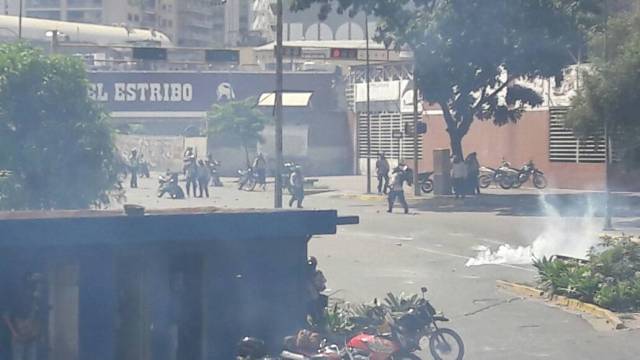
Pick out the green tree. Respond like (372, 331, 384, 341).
(0, 43, 120, 210)
(291, 0, 592, 158)
(566, 11, 640, 167)
(206, 97, 271, 166)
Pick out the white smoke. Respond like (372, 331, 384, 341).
(466, 194, 601, 266)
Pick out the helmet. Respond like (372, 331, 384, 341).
(236, 337, 266, 359)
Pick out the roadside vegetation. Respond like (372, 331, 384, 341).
(0, 43, 120, 210)
(533, 234, 640, 312)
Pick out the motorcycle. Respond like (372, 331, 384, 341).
(417, 172, 434, 194)
(345, 287, 464, 360)
(208, 159, 223, 187)
(515, 161, 547, 189)
(157, 172, 185, 199)
(238, 167, 259, 191)
(478, 161, 518, 190)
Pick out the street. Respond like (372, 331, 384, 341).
(121, 174, 640, 360)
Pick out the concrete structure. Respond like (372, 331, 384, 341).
(0, 207, 357, 360)
(0, 14, 171, 46)
(346, 62, 639, 191)
(5, 0, 254, 47)
(87, 70, 352, 176)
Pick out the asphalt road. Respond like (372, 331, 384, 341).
(118, 174, 640, 360)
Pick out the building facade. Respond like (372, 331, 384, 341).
(5, 0, 253, 47)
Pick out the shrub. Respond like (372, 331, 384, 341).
(534, 235, 640, 312)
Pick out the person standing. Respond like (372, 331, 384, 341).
(196, 160, 210, 198)
(129, 148, 139, 189)
(184, 160, 198, 197)
(288, 166, 305, 208)
(451, 156, 468, 199)
(305, 257, 327, 329)
(375, 153, 390, 194)
(465, 152, 481, 195)
(387, 164, 411, 214)
(252, 153, 267, 190)
(2, 272, 43, 360)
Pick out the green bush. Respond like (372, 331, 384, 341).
(534, 235, 640, 312)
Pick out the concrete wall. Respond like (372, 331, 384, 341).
(419, 109, 607, 190)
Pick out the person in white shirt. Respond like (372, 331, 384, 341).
(387, 163, 411, 214)
(451, 156, 468, 199)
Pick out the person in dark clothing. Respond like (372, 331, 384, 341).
(305, 257, 327, 330)
(184, 160, 198, 197)
(288, 167, 304, 208)
(375, 153, 390, 194)
(129, 149, 139, 188)
(465, 152, 481, 195)
(196, 160, 210, 198)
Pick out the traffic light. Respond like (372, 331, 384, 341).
(132, 47, 167, 61)
(404, 121, 428, 135)
(205, 49, 240, 63)
(330, 48, 357, 59)
(416, 121, 427, 134)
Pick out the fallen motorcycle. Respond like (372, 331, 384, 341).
(157, 172, 185, 199)
(238, 167, 259, 191)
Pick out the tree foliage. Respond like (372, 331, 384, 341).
(206, 97, 271, 165)
(0, 43, 120, 210)
(566, 12, 640, 167)
(291, 0, 592, 158)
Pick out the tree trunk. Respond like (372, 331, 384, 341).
(449, 130, 464, 161)
(242, 141, 250, 168)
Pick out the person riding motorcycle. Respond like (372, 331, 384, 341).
(252, 153, 267, 190)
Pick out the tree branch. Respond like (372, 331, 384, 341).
(472, 75, 516, 112)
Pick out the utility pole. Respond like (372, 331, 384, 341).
(18, 0, 22, 40)
(413, 63, 420, 196)
(274, 0, 284, 208)
(364, 13, 372, 194)
(603, 0, 613, 230)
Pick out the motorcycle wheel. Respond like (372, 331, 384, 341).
(171, 187, 185, 199)
(245, 177, 257, 191)
(429, 328, 465, 360)
(498, 175, 513, 190)
(533, 174, 548, 189)
(511, 176, 523, 189)
(478, 175, 492, 189)
(421, 179, 434, 194)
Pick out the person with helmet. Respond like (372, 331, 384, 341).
(387, 161, 412, 214)
(288, 166, 305, 208)
(306, 256, 327, 329)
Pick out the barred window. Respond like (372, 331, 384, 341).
(357, 112, 423, 160)
(549, 107, 606, 163)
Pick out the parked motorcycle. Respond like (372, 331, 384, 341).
(157, 172, 185, 199)
(345, 287, 464, 360)
(238, 167, 259, 191)
(478, 161, 518, 190)
(208, 159, 223, 187)
(515, 161, 548, 189)
(417, 172, 434, 194)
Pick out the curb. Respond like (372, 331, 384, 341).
(329, 193, 424, 201)
(496, 280, 626, 330)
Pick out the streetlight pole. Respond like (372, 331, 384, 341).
(274, 0, 284, 208)
(413, 63, 420, 196)
(364, 13, 372, 194)
(18, 0, 22, 40)
(603, 0, 613, 230)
